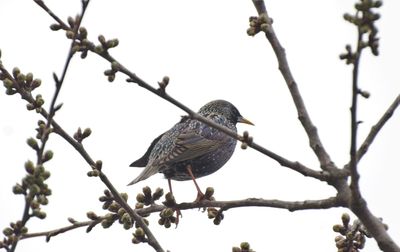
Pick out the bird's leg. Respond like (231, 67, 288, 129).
(167, 178, 182, 226)
(186, 165, 205, 202)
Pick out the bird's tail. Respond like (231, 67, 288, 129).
(127, 166, 158, 186)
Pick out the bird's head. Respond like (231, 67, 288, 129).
(198, 100, 254, 126)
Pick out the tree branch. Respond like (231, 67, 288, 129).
(251, 0, 335, 172)
(251, 1, 400, 251)
(18, 196, 342, 243)
(139, 196, 343, 215)
(47, 114, 166, 252)
(348, 24, 364, 212)
(37, 0, 89, 165)
(21, 218, 102, 241)
(356, 94, 400, 163)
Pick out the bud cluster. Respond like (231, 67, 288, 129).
(97, 189, 137, 230)
(232, 242, 255, 252)
(247, 13, 272, 36)
(332, 213, 386, 252)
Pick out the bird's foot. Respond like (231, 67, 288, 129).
(174, 208, 182, 227)
(194, 187, 215, 202)
(194, 191, 205, 203)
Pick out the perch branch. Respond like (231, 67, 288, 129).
(18, 196, 341, 243)
(138, 196, 343, 215)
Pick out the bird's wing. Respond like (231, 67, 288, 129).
(158, 127, 229, 165)
(130, 132, 165, 167)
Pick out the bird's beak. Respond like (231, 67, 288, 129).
(238, 116, 254, 126)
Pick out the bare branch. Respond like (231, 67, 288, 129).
(18, 196, 341, 243)
(47, 116, 166, 252)
(348, 24, 364, 211)
(250, 0, 334, 172)
(136, 196, 343, 216)
(356, 94, 400, 162)
(37, 0, 90, 165)
(21, 218, 102, 241)
(33, 0, 70, 30)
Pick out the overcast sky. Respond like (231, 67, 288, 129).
(1, 0, 399, 251)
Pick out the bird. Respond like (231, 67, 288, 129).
(128, 99, 253, 201)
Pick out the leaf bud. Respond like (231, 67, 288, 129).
(98, 35, 106, 44)
(50, 23, 62, 31)
(142, 186, 152, 197)
(101, 219, 112, 229)
(107, 74, 115, 82)
(111, 61, 120, 71)
(86, 211, 98, 220)
(106, 39, 119, 48)
(12, 184, 25, 194)
(79, 27, 87, 38)
(204, 187, 214, 199)
(232, 247, 241, 252)
(26, 73, 33, 83)
(31, 78, 42, 89)
(341, 213, 350, 226)
(108, 202, 121, 213)
(24, 160, 35, 174)
(152, 187, 164, 201)
(66, 31, 74, 39)
(43, 150, 54, 162)
(3, 227, 13, 236)
(136, 193, 145, 203)
(12, 67, 20, 78)
(82, 128, 92, 138)
(120, 192, 128, 202)
(3, 78, 14, 88)
(27, 138, 39, 150)
(333, 224, 345, 233)
(135, 227, 144, 237)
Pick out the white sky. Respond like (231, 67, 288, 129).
(1, 0, 399, 251)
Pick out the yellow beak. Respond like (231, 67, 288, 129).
(238, 116, 254, 126)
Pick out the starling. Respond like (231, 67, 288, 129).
(128, 100, 253, 199)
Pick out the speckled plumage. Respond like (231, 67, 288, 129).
(128, 100, 252, 185)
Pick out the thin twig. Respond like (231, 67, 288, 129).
(37, 0, 89, 165)
(21, 219, 102, 241)
(355, 94, 400, 163)
(47, 114, 165, 252)
(33, 0, 70, 30)
(9, 2, 90, 251)
(348, 26, 363, 205)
